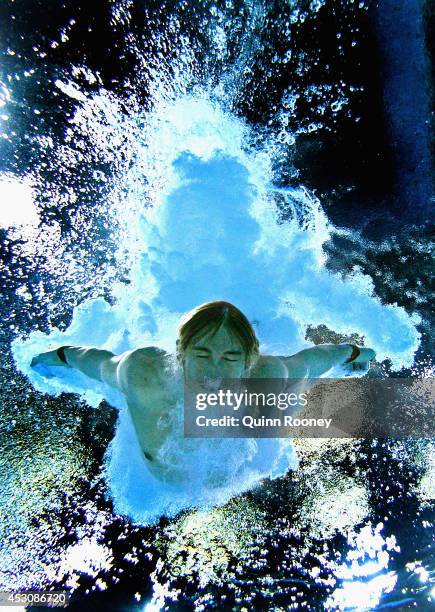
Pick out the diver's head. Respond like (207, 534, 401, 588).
(177, 301, 260, 388)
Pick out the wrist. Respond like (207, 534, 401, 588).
(56, 345, 73, 365)
(344, 343, 360, 364)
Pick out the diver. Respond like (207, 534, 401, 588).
(30, 301, 375, 481)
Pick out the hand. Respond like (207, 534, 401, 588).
(31, 349, 67, 369)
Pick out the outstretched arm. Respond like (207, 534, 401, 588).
(31, 345, 121, 388)
(280, 343, 376, 378)
(30, 345, 168, 396)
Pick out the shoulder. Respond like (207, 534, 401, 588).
(278, 350, 310, 378)
(249, 354, 288, 378)
(121, 346, 171, 372)
(127, 346, 169, 362)
(117, 346, 172, 393)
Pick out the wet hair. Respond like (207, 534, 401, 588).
(177, 301, 260, 368)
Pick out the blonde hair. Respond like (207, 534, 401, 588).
(177, 301, 260, 367)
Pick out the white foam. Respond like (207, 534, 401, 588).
(103, 399, 298, 524)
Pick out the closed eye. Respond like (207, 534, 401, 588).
(196, 356, 239, 361)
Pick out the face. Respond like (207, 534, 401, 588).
(182, 323, 248, 390)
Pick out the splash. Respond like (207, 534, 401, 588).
(12, 92, 421, 524)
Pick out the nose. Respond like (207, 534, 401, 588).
(204, 362, 220, 378)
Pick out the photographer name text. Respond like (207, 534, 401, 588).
(196, 414, 332, 429)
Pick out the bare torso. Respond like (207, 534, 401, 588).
(120, 348, 289, 481)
